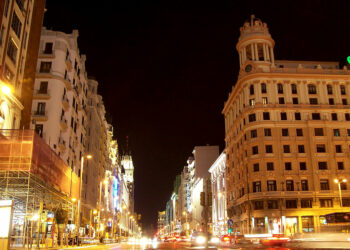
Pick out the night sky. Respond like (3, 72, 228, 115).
(43, 0, 350, 234)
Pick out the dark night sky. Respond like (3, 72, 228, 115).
(43, 0, 350, 233)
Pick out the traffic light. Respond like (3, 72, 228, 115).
(228, 228, 232, 234)
(208, 192, 212, 206)
(200, 192, 205, 206)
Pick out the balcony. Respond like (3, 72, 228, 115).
(62, 95, 69, 111)
(60, 117, 68, 131)
(65, 58, 73, 71)
(58, 137, 66, 151)
(33, 89, 50, 100)
(73, 85, 79, 96)
(32, 110, 48, 121)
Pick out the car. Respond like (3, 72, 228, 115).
(191, 231, 210, 247)
(260, 234, 290, 246)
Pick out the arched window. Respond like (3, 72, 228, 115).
(277, 83, 283, 94)
(327, 85, 333, 95)
(250, 85, 254, 95)
(291, 84, 297, 94)
(308, 84, 317, 94)
(261, 83, 267, 94)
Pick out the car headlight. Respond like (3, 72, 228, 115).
(210, 237, 220, 243)
(195, 236, 206, 244)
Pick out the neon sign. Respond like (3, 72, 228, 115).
(113, 178, 119, 209)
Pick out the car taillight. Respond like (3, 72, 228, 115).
(223, 237, 230, 241)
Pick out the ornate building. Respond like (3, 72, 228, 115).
(223, 15, 350, 235)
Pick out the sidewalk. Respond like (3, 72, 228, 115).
(11, 244, 101, 250)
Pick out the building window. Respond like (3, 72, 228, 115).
(309, 98, 318, 105)
(334, 129, 340, 137)
(318, 162, 328, 170)
(320, 179, 330, 190)
(261, 83, 267, 93)
(40, 61, 52, 73)
(267, 162, 274, 171)
(264, 128, 271, 136)
(343, 99, 348, 105)
(301, 199, 312, 208)
(249, 99, 255, 106)
(345, 113, 350, 121)
(254, 201, 264, 210)
(252, 146, 258, 155)
(316, 144, 326, 153)
(7, 39, 18, 64)
(283, 145, 290, 153)
(277, 83, 283, 94)
(35, 124, 43, 137)
(282, 128, 289, 136)
(335, 145, 342, 153)
(39, 81, 48, 94)
(44, 42, 53, 54)
(262, 97, 268, 104)
(320, 199, 333, 208)
(329, 98, 334, 105)
(340, 85, 346, 95)
(248, 113, 256, 122)
(253, 181, 261, 192)
(308, 84, 317, 94)
(250, 85, 254, 95)
(263, 112, 270, 120)
(332, 113, 338, 121)
(250, 129, 257, 138)
(279, 97, 285, 104)
(285, 162, 292, 171)
(291, 84, 297, 94)
(295, 112, 301, 120)
(253, 163, 259, 172)
(36, 102, 46, 115)
(314, 128, 324, 136)
(267, 200, 278, 209)
(341, 183, 347, 190)
(11, 12, 22, 39)
(286, 180, 294, 191)
(327, 85, 333, 94)
(338, 162, 344, 170)
(301, 180, 309, 191)
(296, 128, 303, 136)
(300, 162, 307, 170)
(265, 145, 273, 153)
(281, 112, 287, 120)
(292, 97, 299, 104)
(4, 0, 9, 17)
(298, 145, 305, 153)
(342, 199, 350, 207)
(348, 129, 350, 136)
(286, 200, 297, 208)
(312, 113, 321, 120)
(267, 180, 277, 191)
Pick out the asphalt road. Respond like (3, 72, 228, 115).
(56, 241, 350, 250)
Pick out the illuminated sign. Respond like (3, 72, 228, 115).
(347, 56, 350, 64)
(0, 200, 13, 250)
(113, 178, 119, 209)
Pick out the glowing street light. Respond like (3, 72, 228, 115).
(1, 85, 12, 96)
(334, 178, 347, 208)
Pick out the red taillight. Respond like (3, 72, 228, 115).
(223, 237, 230, 241)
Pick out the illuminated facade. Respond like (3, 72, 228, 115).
(121, 154, 135, 213)
(0, 0, 45, 130)
(209, 152, 227, 236)
(223, 15, 350, 235)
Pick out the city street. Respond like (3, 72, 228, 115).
(54, 241, 350, 250)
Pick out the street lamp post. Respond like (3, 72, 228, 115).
(334, 178, 347, 208)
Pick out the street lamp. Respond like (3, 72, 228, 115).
(334, 178, 347, 208)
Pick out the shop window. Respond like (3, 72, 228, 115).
(302, 216, 314, 233)
(286, 200, 297, 208)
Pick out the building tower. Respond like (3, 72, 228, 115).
(237, 15, 275, 73)
(224, 15, 350, 236)
(121, 139, 135, 213)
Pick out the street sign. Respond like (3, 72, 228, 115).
(227, 219, 233, 226)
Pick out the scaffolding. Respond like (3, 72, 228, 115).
(0, 129, 80, 247)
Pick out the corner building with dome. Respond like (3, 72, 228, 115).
(223, 15, 350, 235)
